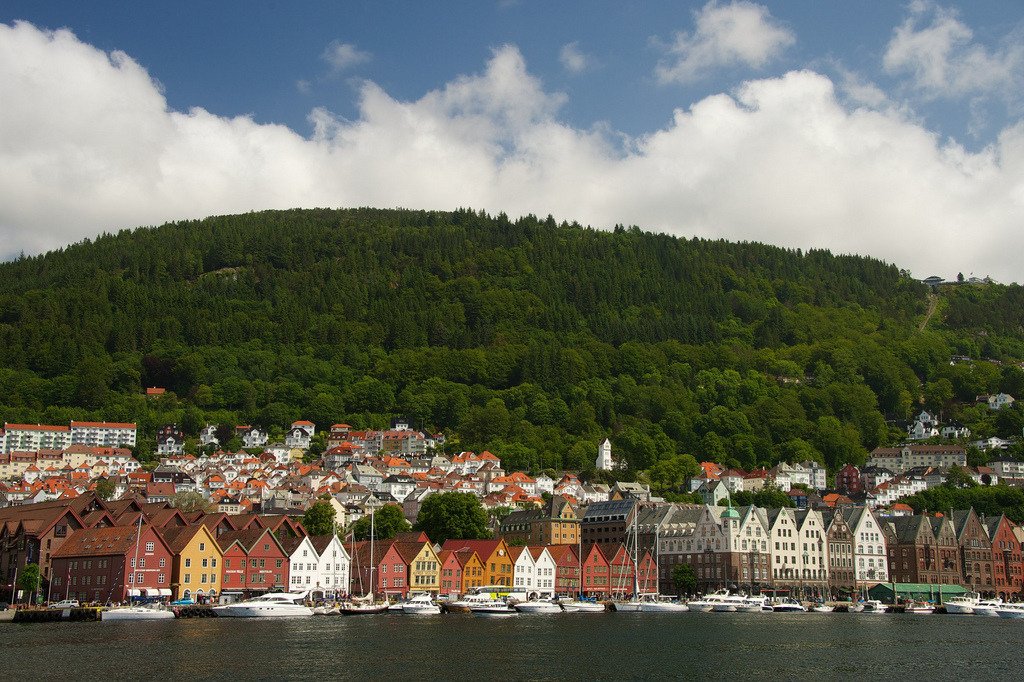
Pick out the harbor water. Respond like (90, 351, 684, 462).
(2, 611, 1020, 680)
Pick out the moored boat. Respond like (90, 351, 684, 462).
(996, 603, 1024, 619)
(638, 595, 689, 613)
(771, 598, 806, 613)
(738, 595, 770, 613)
(402, 593, 441, 615)
(860, 599, 887, 613)
(811, 603, 834, 613)
(972, 598, 1002, 617)
(514, 599, 562, 614)
(943, 593, 979, 615)
(213, 592, 314, 618)
(102, 604, 175, 621)
(469, 600, 517, 617)
(904, 601, 934, 615)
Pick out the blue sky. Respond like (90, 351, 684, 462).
(1, 1, 1023, 281)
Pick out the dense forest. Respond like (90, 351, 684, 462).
(0, 208, 1022, 491)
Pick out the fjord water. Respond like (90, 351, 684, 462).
(2, 612, 1019, 680)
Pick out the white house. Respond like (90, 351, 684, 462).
(527, 546, 556, 598)
(534, 474, 555, 495)
(843, 507, 888, 586)
(510, 545, 538, 597)
(238, 426, 269, 449)
(989, 393, 1015, 410)
(311, 534, 350, 598)
(199, 425, 220, 447)
(767, 508, 828, 595)
(286, 420, 315, 450)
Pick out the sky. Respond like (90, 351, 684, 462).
(1, 1, 1023, 282)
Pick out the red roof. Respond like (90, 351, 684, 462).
(5, 424, 69, 432)
(70, 421, 137, 429)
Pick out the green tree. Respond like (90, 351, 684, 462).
(944, 464, 978, 489)
(672, 563, 697, 596)
(351, 504, 411, 541)
(170, 491, 210, 513)
(18, 563, 40, 604)
(414, 492, 492, 545)
(94, 478, 117, 501)
(645, 454, 700, 498)
(302, 499, 337, 536)
(751, 484, 795, 508)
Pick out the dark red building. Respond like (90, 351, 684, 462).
(836, 464, 863, 496)
(217, 527, 288, 599)
(50, 524, 174, 603)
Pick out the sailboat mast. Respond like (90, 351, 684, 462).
(369, 508, 375, 602)
(632, 505, 640, 597)
(130, 514, 143, 601)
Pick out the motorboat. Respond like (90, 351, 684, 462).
(710, 593, 749, 612)
(514, 599, 563, 614)
(846, 602, 864, 613)
(402, 593, 441, 615)
(638, 595, 689, 613)
(996, 603, 1024, 619)
(102, 604, 175, 621)
(312, 604, 341, 615)
(469, 599, 517, 617)
(686, 590, 734, 612)
(811, 603, 834, 613)
(860, 599, 887, 613)
(738, 595, 771, 613)
(904, 601, 934, 615)
(771, 598, 806, 613)
(972, 598, 1003, 617)
(339, 599, 390, 615)
(559, 599, 606, 613)
(213, 592, 314, 618)
(943, 593, 980, 615)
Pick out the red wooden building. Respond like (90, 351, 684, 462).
(217, 527, 288, 600)
(580, 543, 610, 598)
(545, 544, 579, 596)
(50, 523, 174, 603)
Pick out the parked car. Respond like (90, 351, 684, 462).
(48, 599, 79, 609)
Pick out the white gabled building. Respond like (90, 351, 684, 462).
(286, 420, 315, 450)
(510, 545, 538, 597)
(527, 546, 556, 598)
(311, 534, 351, 599)
(283, 534, 350, 598)
(842, 507, 888, 587)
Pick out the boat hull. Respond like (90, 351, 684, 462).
(402, 605, 441, 615)
(102, 608, 175, 621)
(514, 602, 562, 614)
(639, 603, 689, 613)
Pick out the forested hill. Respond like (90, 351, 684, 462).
(0, 207, 1021, 488)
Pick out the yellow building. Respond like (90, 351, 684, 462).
(396, 541, 441, 595)
(159, 524, 224, 602)
(441, 539, 513, 586)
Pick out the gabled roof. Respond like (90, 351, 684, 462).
(53, 524, 168, 558)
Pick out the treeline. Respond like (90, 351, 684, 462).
(0, 208, 1019, 480)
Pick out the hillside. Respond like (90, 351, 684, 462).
(0, 208, 1021, 490)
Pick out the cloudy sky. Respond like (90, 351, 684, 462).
(1, 1, 1023, 281)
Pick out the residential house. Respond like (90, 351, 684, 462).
(440, 538, 513, 587)
(499, 495, 579, 546)
(842, 507, 888, 587)
(952, 508, 995, 593)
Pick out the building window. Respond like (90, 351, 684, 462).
(145, 542, 155, 553)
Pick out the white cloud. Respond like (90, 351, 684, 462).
(2, 21, 1024, 283)
(656, 1, 795, 84)
(884, 1, 1024, 99)
(559, 42, 593, 74)
(321, 40, 371, 72)
(296, 79, 312, 95)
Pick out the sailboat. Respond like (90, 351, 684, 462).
(102, 516, 174, 621)
(340, 508, 389, 615)
(613, 505, 644, 612)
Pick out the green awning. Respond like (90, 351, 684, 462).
(867, 582, 967, 602)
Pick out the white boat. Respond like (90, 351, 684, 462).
(686, 590, 730, 613)
(996, 603, 1024, 619)
(102, 604, 175, 621)
(469, 599, 517, 617)
(710, 593, 749, 612)
(402, 593, 441, 615)
(738, 595, 771, 613)
(560, 599, 605, 613)
(943, 593, 979, 615)
(771, 598, 806, 613)
(860, 599, 887, 613)
(638, 595, 689, 613)
(846, 602, 864, 613)
(514, 599, 562, 614)
(904, 601, 934, 615)
(811, 604, 834, 613)
(972, 598, 1002, 617)
(213, 592, 313, 618)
